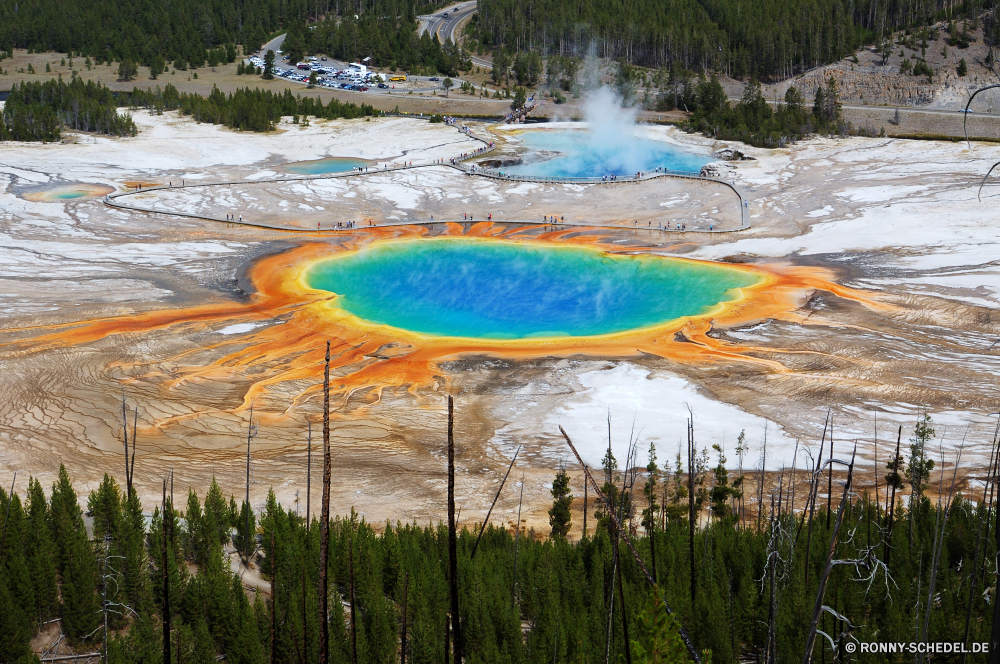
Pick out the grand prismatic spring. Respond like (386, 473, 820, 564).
(304, 239, 761, 339)
(1, 103, 999, 539)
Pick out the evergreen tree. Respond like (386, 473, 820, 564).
(641, 442, 659, 534)
(50, 465, 100, 641)
(25, 477, 59, 622)
(907, 414, 935, 500)
(263, 50, 275, 80)
(547, 467, 572, 538)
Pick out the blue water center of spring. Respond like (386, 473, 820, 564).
(305, 240, 759, 339)
(504, 129, 711, 178)
(285, 157, 369, 174)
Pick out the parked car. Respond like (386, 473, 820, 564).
(377, 83, 388, 88)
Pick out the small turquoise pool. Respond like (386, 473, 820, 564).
(305, 240, 759, 339)
(505, 128, 710, 178)
(286, 157, 369, 175)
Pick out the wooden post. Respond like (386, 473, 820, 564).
(319, 341, 332, 664)
(447, 396, 462, 663)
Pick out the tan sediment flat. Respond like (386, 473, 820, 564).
(1, 111, 999, 536)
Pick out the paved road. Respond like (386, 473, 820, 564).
(257, 34, 287, 58)
(840, 103, 1000, 119)
(418, 1, 491, 69)
(737, 96, 1000, 119)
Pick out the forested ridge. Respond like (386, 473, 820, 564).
(472, 0, 1000, 78)
(0, 0, 446, 72)
(1, 412, 998, 663)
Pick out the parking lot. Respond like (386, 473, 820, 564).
(245, 51, 461, 96)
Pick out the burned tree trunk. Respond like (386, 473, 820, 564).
(801, 448, 856, 664)
(162, 479, 171, 664)
(271, 526, 277, 664)
(350, 540, 358, 664)
(400, 571, 409, 664)
(319, 341, 332, 664)
(688, 416, 696, 606)
(447, 396, 463, 663)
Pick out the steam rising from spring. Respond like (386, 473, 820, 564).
(509, 87, 709, 177)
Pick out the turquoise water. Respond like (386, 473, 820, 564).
(51, 191, 86, 199)
(306, 240, 759, 339)
(505, 129, 711, 178)
(286, 157, 369, 175)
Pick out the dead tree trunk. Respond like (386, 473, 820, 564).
(350, 540, 359, 664)
(688, 416, 696, 607)
(122, 394, 131, 495)
(162, 480, 171, 664)
(801, 447, 856, 664)
(883, 427, 902, 564)
(400, 571, 409, 664)
(319, 341, 332, 664)
(446, 396, 463, 663)
(306, 421, 312, 532)
(559, 426, 701, 664)
(617, 548, 632, 664)
(963, 424, 1000, 664)
(989, 477, 1000, 664)
(471, 445, 520, 560)
(826, 417, 834, 521)
(271, 526, 277, 664)
(245, 404, 254, 565)
(0, 472, 16, 562)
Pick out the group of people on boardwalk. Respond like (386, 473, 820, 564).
(450, 142, 495, 166)
(504, 103, 535, 124)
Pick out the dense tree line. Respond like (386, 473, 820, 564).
(0, 79, 375, 141)
(636, 69, 856, 147)
(0, 76, 137, 142)
(1, 412, 998, 663)
(472, 0, 1000, 79)
(278, 11, 470, 76)
(123, 84, 377, 132)
(0, 0, 449, 75)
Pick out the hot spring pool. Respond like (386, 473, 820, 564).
(504, 128, 711, 178)
(305, 240, 760, 339)
(21, 184, 116, 202)
(285, 157, 369, 175)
